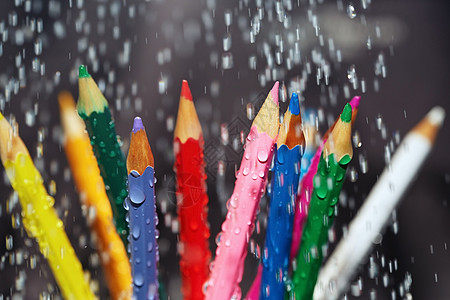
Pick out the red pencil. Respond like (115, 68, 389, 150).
(174, 80, 211, 300)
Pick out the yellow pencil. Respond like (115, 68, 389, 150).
(0, 112, 96, 300)
(59, 91, 132, 300)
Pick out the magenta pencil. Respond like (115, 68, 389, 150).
(204, 83, 280, 300)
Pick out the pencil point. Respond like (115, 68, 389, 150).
(79, 65, 91, 78)
(427, 106, 445, 126)
(349, 96, 361, 110)
(132, 117, 145, 133)
(270, 82, 279, 105)
(341, 103, 352, 123)
(289, 93, 300, 115)
(181, 80, 193, 101)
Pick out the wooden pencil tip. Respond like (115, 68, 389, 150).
(181, 80, 193, 101)
(289, 93, 300, 115)
(132, 117, 145, 133)
(349, 96, 361, 110)
(78, 65, 91, 78)
(270, 81, 279, 105)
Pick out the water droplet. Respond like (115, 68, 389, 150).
(134, 273, 144, 287)
(132, 226, 140, 240)
(257, 148, 269, 163)
(347, 3, 356, 19)
(242, 167, 250, 176)
(148, 242, 153, 252)
(129, 186, 145, 205)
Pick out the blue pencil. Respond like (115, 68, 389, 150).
(260, 93, 305, 299)
(126, 117, 159, 300)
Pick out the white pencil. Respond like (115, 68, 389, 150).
(313, 106, 445, 300)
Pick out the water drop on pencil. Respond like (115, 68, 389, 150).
(242, 167, 249, 176)
(132, 226, 140, 240)
(148, 242, 153, 252)
(257, 148, 269, 163)
(134, 273, 144, 287)
(258, 170, 265, 178)
(129, 187, 145, 205)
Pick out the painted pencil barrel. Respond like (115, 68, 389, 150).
(4, 153, 96, 300)
(126, 166, 159, 300)
(260, 145, 302, 299)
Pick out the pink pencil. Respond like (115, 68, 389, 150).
(289, 96, 361, 261)
(204, 82, 280, 300)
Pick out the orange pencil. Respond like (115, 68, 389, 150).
(59, 91, 132, 300)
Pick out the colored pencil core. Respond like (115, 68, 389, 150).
(181, 80, 193, 101)
(349, 96, 361, 110)
(132, 117, 145, 133)
(78, 65, 91, 78)
(270, 81, 279, 105)
(341, 103, 352, 123)
(289, 92, 300, 115)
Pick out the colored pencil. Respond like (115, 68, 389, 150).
(59, 91, 132, 300)
(259, 92, 305, 299)
(205, 82, 280, 300)
(314, 106, 445, 300)
(290, 103, 353, 300)
(0, 112, 96, 300)
(290, 96, 360, 261)
(173, 80, 211, 300)
(125, 117, 160, 300)
(77, 65, 129, 245)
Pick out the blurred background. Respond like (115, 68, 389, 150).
(0, 0, 449, 299)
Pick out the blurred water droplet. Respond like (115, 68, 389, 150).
(347, 4, 357, 19)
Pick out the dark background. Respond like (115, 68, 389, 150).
(0, 0, 449, 299)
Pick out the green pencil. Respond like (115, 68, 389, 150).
(77, 65, 129, 246)
(290, 103, 353, 300)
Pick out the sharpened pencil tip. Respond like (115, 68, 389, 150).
(289, 93, 300, 115)
(341, 103, 352, 123)
(270, 81, 279, 105)
(349, 96, 361, 110)
(181, 80, 193, 101)
(78, 65, 91, 78)
(132, 117, 145, 133)
(427, 106, 445, 126)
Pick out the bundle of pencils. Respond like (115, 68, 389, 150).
(77, 65, 129, 245)
(59, 92, 132, 300)
(0, 112, 96, 300)
(174, 80, 211, 300)
(205, 82, 280, 300)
